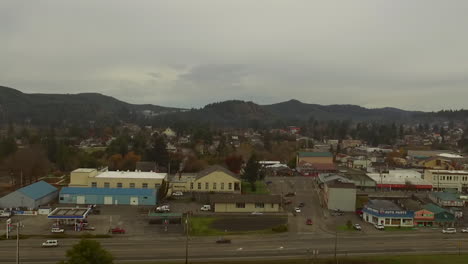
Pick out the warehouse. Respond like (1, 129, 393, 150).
(322, 180, 356, 212)
(59, 187, 157, 206)
(0, 181, 58, 209)
(210, 194, 281, 213)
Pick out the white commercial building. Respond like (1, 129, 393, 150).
(367, 170, 432, 190)
(424, 170, 468, 192)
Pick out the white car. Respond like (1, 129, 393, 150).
(51, 227, 64, 233)
(172, 191, 184, 196)
(442, 228, 457, 234)
(42, 240, 58, 247)
(200, 205, 211, 211)
(461, 228, 468, 233)
(294, 208, 301, 213)
(251, 211, 263, 215)
(353, 224, 362, 231)
(374, 224, 385, 230)
(156, 205, 170, 212)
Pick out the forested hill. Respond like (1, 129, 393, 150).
(0, 86, 180, 125)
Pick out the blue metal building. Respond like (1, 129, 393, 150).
(59, 187, 157, 205)
(0, 181, 58, 209)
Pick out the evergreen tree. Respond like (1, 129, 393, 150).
(242, 154, 260, 192)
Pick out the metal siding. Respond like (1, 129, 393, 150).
(0, 191, 35, 209)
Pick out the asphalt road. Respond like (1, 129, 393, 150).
(3, 232, 468, 263)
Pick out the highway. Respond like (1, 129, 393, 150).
(2, 232, 468, 263)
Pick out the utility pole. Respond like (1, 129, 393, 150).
(334, 229, 338, 264)
(16, 221, 21, 264)
(185, 212, 189, 264)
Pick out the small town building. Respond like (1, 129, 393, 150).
(322, 180, 356, 212)
(69, 168, 167, 189)
(170, 165, 241, 193)
(59, 187, 157, 205)
(398, 199, 434, 227)
(342, 169, 376, 191)
(210, 194, 281, 213)
(424, 170, 468, 192)
(362, 200, 414, 227)
(422, 203, 455, 227)
(428, 191, 465, 207)
(0, 181, 58, 209)
(296, 152, 333, 166)
(367, 170, 432, 190)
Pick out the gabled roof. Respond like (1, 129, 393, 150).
(196, 165, 240, 180)
(17, 181, 57, 200)
(298, 152, 333, 158)
(423, 203, 449, 214)
(60, 187, 155, 196)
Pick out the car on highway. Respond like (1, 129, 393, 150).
(42, 240, 58, 247)
(294, 207, 301, 213)
(172, 191, 184, 196)
(442, 228, 457, 234)
(109, 227, 126, 234)
(216, 238, 231, 244)
(374, 224, 385, 230)
(353, 224, 362, 231)
(461, 228, 468, 233)
(251, 211, 263, 215)
(306, 219, 313, 225)
(298, 202, 305, 207)
(51, 227, 64, 233)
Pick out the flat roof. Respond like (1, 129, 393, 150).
(430, 170, 468, 175)
(48, 207, 91, 219)
(94, 171, 167, 179)
(298, 152, 333, 158)
(367, 200, 402, 211)
(60, 187, 156, 196)
(72, 168, 97, 173)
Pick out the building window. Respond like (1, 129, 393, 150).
(228, 183, 232, 190)
(117, 183, 123, 188)
(205, 182, 209, 189)
(236, 203, 245, 208)
(221, 183, 224, 190)
(143, 197, 148, 199)
(271, 203, 274, 208)
(91, 182, 97, 188)
(104, 182, 110, 188)
(255, 203, 264, 208)
(190, 182, 194, 190)
(213, 183, 217, 190)
(129, 183, 135, 188)
(198, 183, 202, 190)
(60, 197, 64, 201)
(142, 183, 148, 188)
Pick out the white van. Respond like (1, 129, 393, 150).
(200, 205, 211, 211)
(42, 240, 58, 247)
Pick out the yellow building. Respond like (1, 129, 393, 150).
(210, 194, 281, 213)
(170, 165, 241, 193)
(70, 168, 167, 189)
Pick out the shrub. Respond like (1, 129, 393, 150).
(272, 224, 288, 233)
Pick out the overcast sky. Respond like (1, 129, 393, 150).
(1, 1, 468, 111)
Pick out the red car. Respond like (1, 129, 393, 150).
(109, 227, 126, 234)
(306, 219, 313, 225)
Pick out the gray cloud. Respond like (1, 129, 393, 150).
(1, 0, 468, 111)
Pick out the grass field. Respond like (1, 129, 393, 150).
(124, 254, 468, 264)
(242, 181, 270, 194)
(189, 216, 287, 236)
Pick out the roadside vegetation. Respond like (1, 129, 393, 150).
(241, 181, 270, 194)
(189, 216, 287, 236)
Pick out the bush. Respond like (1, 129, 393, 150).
(346, 220, 352, 229)
(272, 224, 288, 233)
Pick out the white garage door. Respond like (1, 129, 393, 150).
(130, 197, 139, 205)
(104, 196, 113, 205)
(76, 196, 85, 204)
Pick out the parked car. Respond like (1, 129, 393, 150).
(306, 219, 313, 225)
(200, 205, 211, 211)
(353, 224, 362, 231)
(374, 224, 385, 230)
(266, 181, 273, 185)
(294, 207, 301, 213)
(109, 227, 126, 234)
(442, 228, 457, 234)
(284, 200, 292, 205)
(51, 227, 64, 233)
(298, 202, 305, 207)
(216, 238, 231, 244)
(156, 205, 170, 212)
(172, 191, 184, 196)
(285, 192, 296, 197)
(461, 228, 468, 233)
(251, 211, 263, 215)
(42, 240, 58, 247)
(331, 209, 344, 216)
(83, 226, 95, 231)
